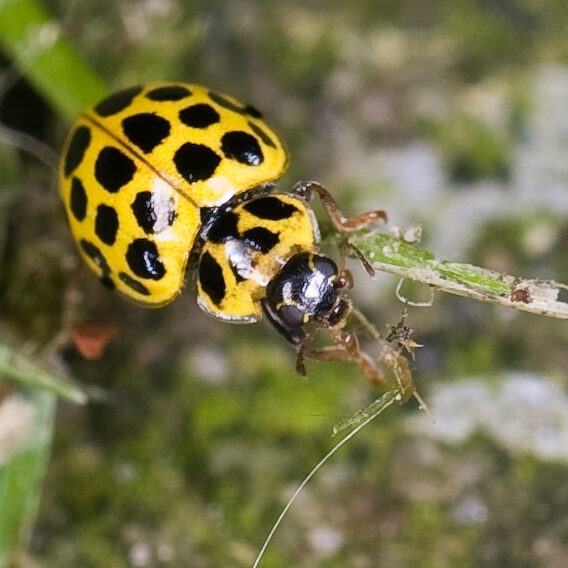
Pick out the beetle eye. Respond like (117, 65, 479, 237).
(279, 304, 304, 328)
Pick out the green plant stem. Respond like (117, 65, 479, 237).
(0, 344, 87, 403)
(0, 0, 107, 120)
(351, 229, 568, 319)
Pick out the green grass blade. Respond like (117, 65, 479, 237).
(0, 0, 107, 120)
(0, 389, 56, 567)
(0, 344, 87, 404)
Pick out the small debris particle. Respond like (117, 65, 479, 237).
(511, 288, 532, 304)
(72, 323, 119, 359)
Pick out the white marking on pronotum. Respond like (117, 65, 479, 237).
(224, 240, 270, 286)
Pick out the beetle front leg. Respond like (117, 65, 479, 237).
(292, 180, 387, 232)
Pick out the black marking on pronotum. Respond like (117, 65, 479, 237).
(242, 227, 279, 253)
(70, 177, 88, 221)
(228, 262, 247, 284)
(179, 104, 220, 128)
(126, 239, 166, 280)
(64, 126, 91, 177)
(199, 251, 226, 305)
(243, 197, 298, 221)
(173, 142, 221, 183)
(95, 147, 136, 193)
(221, 131, 263, 166)
(95, 204, 119, 245)
(79, 239, 111, 274)
(119, 272, 151, 295)
(146, 85, 192, 101)
(94, 86, 143, 117)
(248, 121, 276, 148)
(122, 113, 171, 153)
(131, 191, 177, 234)
(206, 212, 240, 244)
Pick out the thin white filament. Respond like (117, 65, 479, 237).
(395, 278, 435, 307)
(251, 389, 400, 568)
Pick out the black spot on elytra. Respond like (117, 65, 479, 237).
(229, 263, 247, 284)
(119, 272, 151, 295)
(80, 239, 111, 274)
(206, 212, 239, 244)
(248, 121, 276, 148)
(95, 204, 119, 245)
(244, 104, 263, 118)
(243, 227, 279, 253)
(208, 91, 245, 114)
(221, 131, 263, 166)
(122, 113, 171, 153)
(199, 251, 225, 305)
(243, 197, 298, 220)
(64, 126, 91, 177)
(94, 86, 142, 117)
(131, 191, 177, 234)
(69, 177, 87, 221)
(208, 91, 263, 118)
(95, 147, 136, 193)
(100, 275, 115, 289)
(179, 103, 220, 128)
(173, 143, 221, 183)
(126, 239, 166, 280)
(146, 85, 192, 101)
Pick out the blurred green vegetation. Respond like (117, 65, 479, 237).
(1, 0, 568, 567)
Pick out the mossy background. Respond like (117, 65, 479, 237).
(2, 1, 568, 567)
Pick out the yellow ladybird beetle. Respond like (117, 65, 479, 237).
(59, 82, 387, 382)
